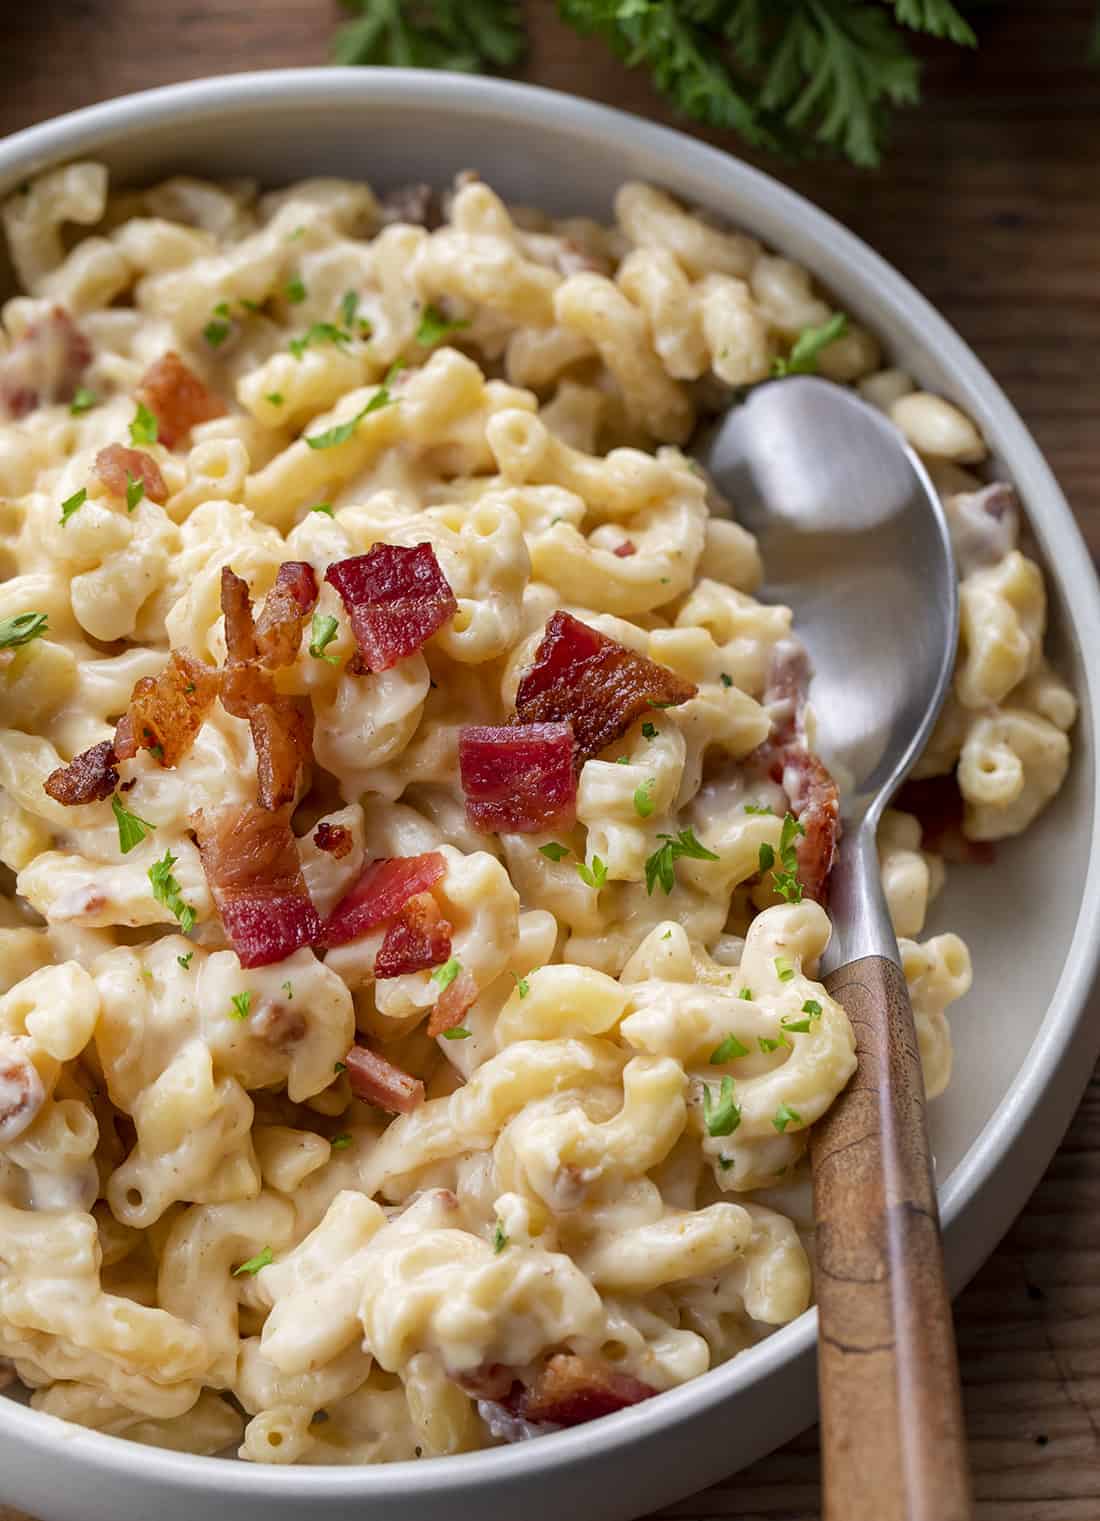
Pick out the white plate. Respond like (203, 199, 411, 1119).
(1, 68, 1098, 1521)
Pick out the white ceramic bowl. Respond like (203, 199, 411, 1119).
(1, 68, 1098, 1521)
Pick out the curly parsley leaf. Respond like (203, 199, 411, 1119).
(309, 612, 341, 664)
(148, 850, 194, 934)
(773, 312, 848, 377)
(70, 387, 98, 416)
(111, 794, 156, 854)
(539, 841, 571, 862)
(644, 827, 719, 896)
(702, 1074, 741, 1138)
(431, 957, 461, 991)
(492, 1218, 510, 1253)
(59, 487, 87, 526)
(229, 991, 253, 1021)
(709, 1033, 749, 1064)
(773, 1101, 802, 1134)
(333, 0, 525, 72)
(576, 855, 608, 890)
(416, 303, 472, 346)
(0, 612, 48, 649)
(129, 402, 158, 446)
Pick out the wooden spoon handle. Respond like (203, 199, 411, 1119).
(812, 954, 972, 1521)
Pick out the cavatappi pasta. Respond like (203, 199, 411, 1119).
(0, 164, 1074, 1463)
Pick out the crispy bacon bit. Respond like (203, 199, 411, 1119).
(112, 650, 219, 766)
(94, 444, 168, 506)
(613, 540, 637, 558)
(44, 739, 118, 806)
(325, 544, 458, 674)
(514, 611, 696, 765)
(345, 1043, 425, 1114)
(250, 697, 314, 811)
(504, 1356, 657, 1429)
(375, 892, 452, 979)
(313, 822, 353, 859)
(459, 722, 576, 835)
(320, 852, 446, 949)
(427, 968, 478, 1039)
(895, 773, 995, 866)
(136, 351, 226, 449)
(254, 561, 319, 668)
(0, 306, 91, 419)
(0, 1035, 46, 1143)
(193, 803, 321, 968)
(775, 747, 841, 905)
(221, 567, 258, 667)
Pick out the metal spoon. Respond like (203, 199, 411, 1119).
(696, 376, 972, 1521)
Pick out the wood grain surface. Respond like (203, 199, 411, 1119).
(0, 4, 1098, 1519)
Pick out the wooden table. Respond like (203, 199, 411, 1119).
(1, 4, 1098, 1518)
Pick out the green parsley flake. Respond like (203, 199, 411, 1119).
(744, 802, 773, 815)
(232, 1246, 273, 1277)
(576, 855, 608, 890)
(718, 1155, 734, 1171)
(309, 502, 334, 516)
(340, 290, 359, 328)
(781, 1016, 813, 1033)
(177, 951, 194, 970)
(330, 1133, 353, 1150)
(432, 957, 461, 992)
(305, 377, 397, 449)
(492, 1220, 509, 1254)
(148, 850, 194, 934)
(309, 611, 340, 664)
(285, 275, 307, 304)
(229, 991, 253, 1021)
(265, 392, 284, 406)
(802, 998, 822, 1017)
(203, 318, 231, 348)
(69, 387, 98, 416)
(633, 779, 655, 819)
(775, 955, 795, 982)
(644, 828, 719, 896)
(416, 303, 471, 346)
(0, 612, 48, 649)
(334, 1060, 347, 1074)
(758, 842, 776, 873)
(539, 842, 570, 862)
(709, 1033, 749, 1064)
(739, 987, 753, 1001)
(59, 487, 86, 526)
(443, 1026, 471, 1040)
(773, 312, 848, 378)
(513, 974, 530, 999)
(125, 472, 145, 513)
(702, 1075, 741, 1138)
(111, 794, 156, 854)
(282, 981, 294, 1000)
(773, 1102, 802, 1134)
(642, 721, 657, 740)
(129, 401, 158, 446)
(758, 1036, 784, 1053)
(289, 322, 351, 359)
(720, 672, 733, 687)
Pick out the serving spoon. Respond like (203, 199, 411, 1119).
(697, 376, 971, 1521)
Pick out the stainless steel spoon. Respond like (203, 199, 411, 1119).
(696, 376, 971, 1521)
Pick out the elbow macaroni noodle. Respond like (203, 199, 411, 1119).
(0, 162, 1073, 1463)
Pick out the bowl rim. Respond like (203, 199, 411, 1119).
(2, 64, 1099, 1502)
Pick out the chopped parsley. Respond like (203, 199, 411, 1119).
(177, 951, 194, 970)
(539, 842, 570, 862)
(758, 1035, 785, 1053)
(443, 1026, 471, 1040)
(111, 794, 156, 854)
(773, 1102, 802, 1134)
(129, 401, 158, 446)
(641, 721, 657, 741)
(148, 850, 194, 934)
(431, 957, 461, 991)
(309, 502, 334, 516)
(416, 303, 471, 346)
(775, 955, 795, 982)
(282, 981, 294, 1000)
(125, 472, 144, 513)
(758, 842, 776, 873)
(781, 999, 823, 1035)
(285, 275, 307, 304)
(709, 1033, 749, 1064)
(702, 1075, 741, 1138)
(492, 1220, 509, 1254)
(340, 290, 360, 328)
(744, 802, 773, 815)
(576, 855, 608, 890)
(229, 991, 253, 1021)
(803, 998, 822, 1017)
(633, 779, 655, 819)
(644, 828, 719, 896)
(309, 611, 340, 663)
(305, 374, 397, 449)
(203, 316, 232, 348)
(70, 387, 98, 416)
(265, 392, 284, 406)
(289, 321, 351, 359)
(59, 487, 86, 526)
(513, 973, 530, 999)
(232, 1246, 273, 1277)
(772, 312, 848, 378)
(330, 1132, 353, 1150)
(0, 612, 48, 649)
(739, 987, 753, 1001)
(334, 1060, 347, 1074)
(720, 672, 733, 687)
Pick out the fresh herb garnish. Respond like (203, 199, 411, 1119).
(443, 1025, 471, 1040)
(432, 957, 461, 991)
(305, 374, 397, 449)
(232, 1246, 273, 1276)
(710, 1033, 749, 1064)
(773, 313, 848, 377)
(148, 850, 194, 934)
(416, 303, 471, 346)
(229, 991, 253, 1021)
(720, 672, 733, 687)
(773, 1102, 802, 1134)
(739, 987, 753, 1001)
(576, 855, 608, 889)
(59, 487, 86, 525)
(309, 502, 334, 516)
(492, 1220, 509, 1254)
(330, 1132, 353, 1149)
(641, 721, 657, 740)
(633, 779, 655, 819)
(702, 1075, 741, 1138)
(0, 612, 48, 649)
(803, 998, 822, 1017)
(759, 1035, 785, 1053)
(70, 387, 98, 416)
(265, 392, 284, 405)
(309, 611, 340, 663)
(285, 275, 307, 304)
(129, 402, 158, 446)
(744, 802, 773, 815)
(203, 316, 232, 348)
(177, 951, 194, 970)
(644, 828, 719, 895)
(513, 973, 530, 999)
(111, 794, 156, 854)
(289, 322, 352, 359)
(340, 290, 360, 328)
(334, 1060, 347, 1074)
(282, 981, 294, 1000)
(539, 842, 570, 862)
(125, 472, 144, 513)
(775, 955, 795, 982)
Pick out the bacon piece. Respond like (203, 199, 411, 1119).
(44, 739, 118, 805)
(250, 697, 314, 811)
(320, 852, 446, 949)
(426, 968, 477, 1039)
(375, 892, 452, 979)
(325, 544, 458, 674)
(504, 1356, 656, 1429)
(94, 444, 168, 506)
(613, 540, 637, 558)
(221, 566, 258, 667)
(894, 773, 995, 866)
(113, 650, 219, 766)
(514, 611, 696, 765)
(254, 561, 319, 668)
(313, 822, 352, 859)
(775, 747, 841, 905)
(193, 802, 321, 967)
(0, 306, 91, 419)
(345, 1043, 425, 1114)
(0, 1035, 45, 1143)
(136, 351, 226, 449)
(459, 722, 576, 834)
